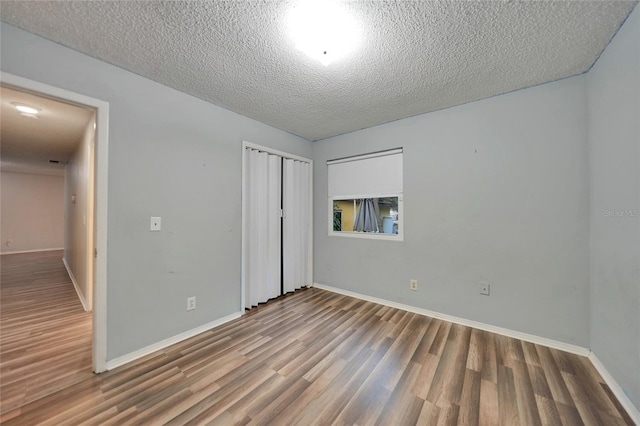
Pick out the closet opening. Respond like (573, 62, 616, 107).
(241, 141, 313, 311)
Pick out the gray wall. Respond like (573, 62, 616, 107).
(588, 5, 640, 409)
(0, 171, 65, 253)
(1, 23, 312, 361)
(313, 75, 591, 347)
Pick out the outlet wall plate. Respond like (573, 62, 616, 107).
(480, 282, 490, 296)
(150, 217, 161, 231)
(410, 279, 418, 291)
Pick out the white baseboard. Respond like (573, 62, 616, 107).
(312, 283, 590, 357)
(589, 352, 640, 424)
(1, 247, 64, 255)
(106, 311, 243, 371)
(63, 257, 88, 312)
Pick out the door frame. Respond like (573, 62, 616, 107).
(1, 72, 110, 373)
(241, 140, 313, 313)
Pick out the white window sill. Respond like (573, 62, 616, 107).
(328, 231, 404, 242)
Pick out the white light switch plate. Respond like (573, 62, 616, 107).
(150, 217, 161, 231)
(187, 296, 196, 311)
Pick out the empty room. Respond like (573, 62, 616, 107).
(0, 1, 638, 425)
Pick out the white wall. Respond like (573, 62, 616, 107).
(0, 22, 313, 361)
(64, 115, 95, 309)
(588, 5, 640, 410)
(0, 171, 64, 253)
(313, 75, 591, 347)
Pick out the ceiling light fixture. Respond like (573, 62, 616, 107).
(13, 103, 40, 114)
(288, 0, 359, 66)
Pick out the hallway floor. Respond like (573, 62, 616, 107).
(0, 250, 92, 418)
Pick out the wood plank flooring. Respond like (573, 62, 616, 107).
(0, 251, 634, 425)
(0, 251, 93, 416)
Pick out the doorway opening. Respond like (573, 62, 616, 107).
(0, 72, 109, 374)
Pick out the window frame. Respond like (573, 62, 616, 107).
(328, 193, 404, 241)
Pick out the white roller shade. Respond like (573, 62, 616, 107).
(327, 149, 403, 197)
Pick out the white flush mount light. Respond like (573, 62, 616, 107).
(288, 0, 359, 66)
(16, 105, 39, 114)
(12, 103, 40, 115)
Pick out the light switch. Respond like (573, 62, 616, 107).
(150, 217, 161, 231)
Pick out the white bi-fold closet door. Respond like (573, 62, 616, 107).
(243, 143, 312, 310)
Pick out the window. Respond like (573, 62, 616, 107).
(327, 148, 403, 240)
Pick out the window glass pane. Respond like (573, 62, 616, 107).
(332, 197, 399, 234)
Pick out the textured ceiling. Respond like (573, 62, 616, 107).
(1, 1, 636, 141)
(0, 86, 94, 174)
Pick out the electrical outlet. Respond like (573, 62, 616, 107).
(150, 217, 161, 231)
(410, 279, 418, 291)
(187, 296, 196, 311)
(479, 282, 490, 296)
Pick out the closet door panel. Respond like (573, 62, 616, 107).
(283, 159, 311, 293)
(244, 149, 281, 308)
